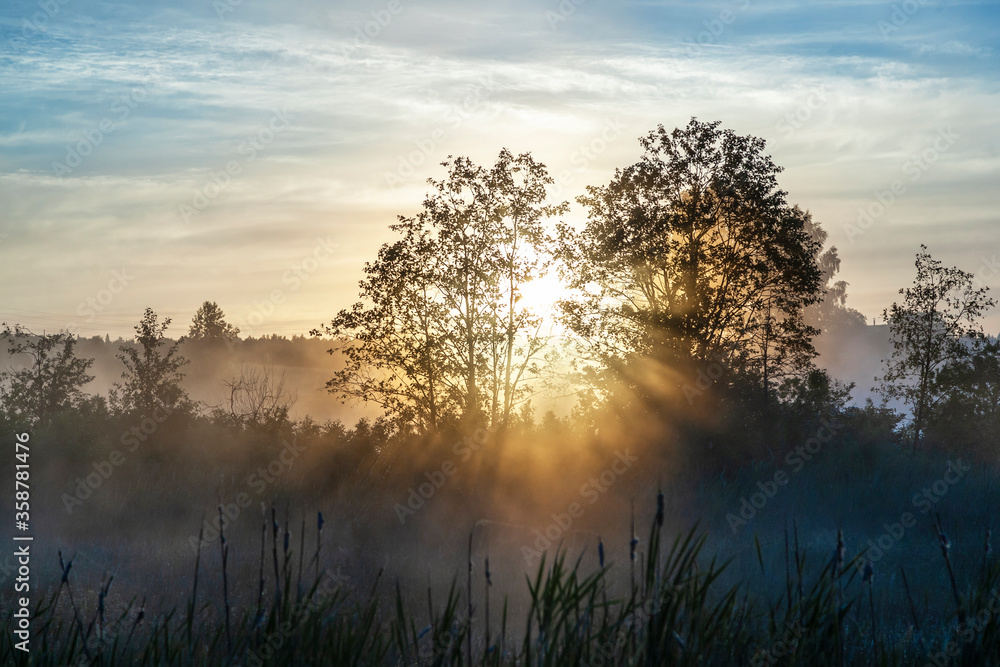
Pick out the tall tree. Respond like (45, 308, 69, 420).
(314, 149, 565, 432)
(802, 216, 867, 335)
(878, 245, 995, 450)
(559, 119, 822, 406)
(0, 324, 95, 426)
(189, 301, 240, 342)
(925, 339, 1000, 452)
(112, 308, 190, 415)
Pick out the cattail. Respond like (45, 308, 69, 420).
(656, 490, 664, 528)
(630, 535, 639, 561)
(297, 514, 306, 602)
(98, 579, 107, 638)
(484, 554, 492, 652)
(834, 529, 845, 580)
(219, 505, 232, 652)
(598, 537, 605, 569)
(316, 510, 325, 583)
(272, 506, 282, 619)
(935, 513, 965, 625)
(59, 549, 73, 585)
(864, 560, 877, 654)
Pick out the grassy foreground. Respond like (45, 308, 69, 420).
(3, 492, 1000, 667)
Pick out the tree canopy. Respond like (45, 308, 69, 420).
(878, 245, 995, 449)
(189, 301, 240, 342)
(558, 119, 823, 408)
(112, 307, 191, 415)
(314, 149, 566, 432)
(0, 324, 95, 427)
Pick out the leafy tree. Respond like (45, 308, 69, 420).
(314, 149, 566, 432)
(778, 368, 853, 420)
(112, 308, 191, 415)
(0, 324, 95, 426)
(924, 338, 1000, 452)
(802, 216, 867, 335)
(189, 301, 240, 342)
(877, 246, 995, 450)
(559, 119, 823, 409)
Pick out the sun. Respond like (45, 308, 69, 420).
(517, 272, 571, 326)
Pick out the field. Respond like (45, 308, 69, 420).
(2, 409, 998, 666)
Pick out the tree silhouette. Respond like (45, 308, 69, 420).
(0, 324, 95, 426)
(802, 215, 866, 335)
(559, 119, 822, 407)
(314, 149, 566, 432)
(926, 339, 1000, 452)
(189, 301, 240, 342)
(878, 245, 995, 450)
(112, 307, 191, 415)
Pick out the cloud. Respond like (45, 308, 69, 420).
(1, 0, 997, 336)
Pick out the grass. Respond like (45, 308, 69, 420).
(5, 493, 1000, 666)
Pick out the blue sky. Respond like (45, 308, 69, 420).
(1, 0, 998, 339)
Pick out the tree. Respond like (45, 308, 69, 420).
(0, 324, 95, 426)
(925, 339, 1000, 452)
(559, 119, 823, 409)
(214, 363, 295, 432)
(802, 217, 866, 335)
(314, 149, 566, 432)
(112, 308, 191, 415)
(877, 246, 995, 450)
(189, 301, 240, 342)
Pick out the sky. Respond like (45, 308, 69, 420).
(1, 0, 998, 341)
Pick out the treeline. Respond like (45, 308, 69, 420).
(3, 119, 999, 474)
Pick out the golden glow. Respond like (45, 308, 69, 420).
(517, 272, 571, 324)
